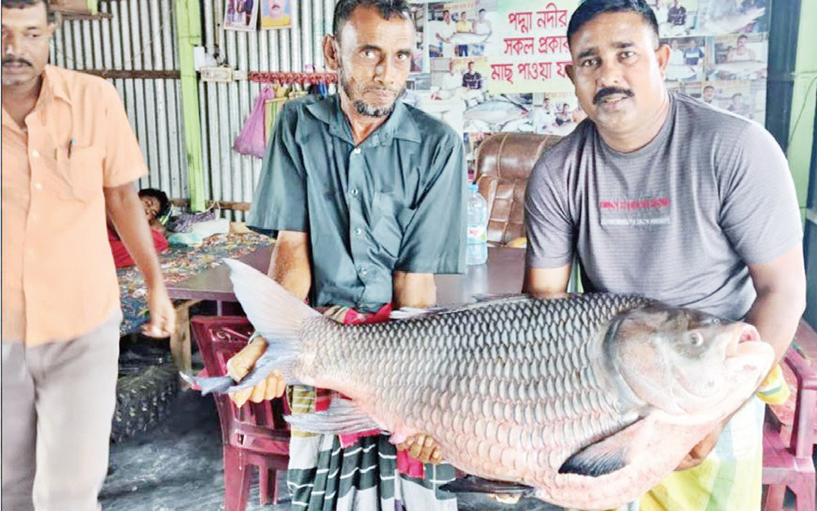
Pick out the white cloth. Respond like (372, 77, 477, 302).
(441, 71, 462, 91)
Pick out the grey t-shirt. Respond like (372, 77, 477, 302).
(525, 92, 802, 320)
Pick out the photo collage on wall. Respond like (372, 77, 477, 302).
(653, 0, 770, 123)
(408, 0, 771, 175)
(413, 0, 581, 177)
(224, 0, 294, 30)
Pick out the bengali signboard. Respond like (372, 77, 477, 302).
(489, 0, 578, 93)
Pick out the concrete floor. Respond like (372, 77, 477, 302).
(100, 391, 559, 511)
(101, 391, 281, 511)
(101, 388, 804, 511)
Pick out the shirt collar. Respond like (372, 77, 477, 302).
(41, 65, 72, 105)
(306, 94, 422, 146)
(1, 65, 70, 132)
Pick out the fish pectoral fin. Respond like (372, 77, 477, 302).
(558, 418, 649, 477)
(440, 475, 534, 496)
(285, 398, 380, 435)
(187, 374, 234, 396)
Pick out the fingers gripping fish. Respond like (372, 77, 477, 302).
(192, 259, 774, 510)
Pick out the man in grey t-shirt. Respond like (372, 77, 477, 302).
(524, 1, 805, 510)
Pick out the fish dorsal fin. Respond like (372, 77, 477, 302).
(285, 398, 381, 435)
(558, 418, 649, 477)
(390, 295, 533, 320)
(472, 292, 522, 302)
(436, 294, 532, 314)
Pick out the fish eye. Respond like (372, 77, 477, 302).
(689, 332, 704, 347)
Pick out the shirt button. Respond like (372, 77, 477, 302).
(353, 148, 361, 154)
(33, 182, 43, 191)
(354, 227, 363, 236)
(350, 189, 359, 197)
(31, 150, 40, 158)
(359, 267, 368, 276)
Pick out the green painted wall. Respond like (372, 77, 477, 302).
(175, 0, 206, 211)
(787, 0, 817, 216)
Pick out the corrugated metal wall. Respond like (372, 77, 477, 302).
(198, 0, 335, 220)
(49, 0, 188, 200)
(49, 0, 335, 218)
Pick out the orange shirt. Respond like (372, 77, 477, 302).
(2, 65, 147, 345)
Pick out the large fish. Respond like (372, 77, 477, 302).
(448, 32, 491, 45)
(464, 100, 529, 127)
(195, 260, 774, 510)
(699, 7, 765, 34)
(709, 61, 767, 79)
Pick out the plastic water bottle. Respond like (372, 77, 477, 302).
(466, 183, 489, 265)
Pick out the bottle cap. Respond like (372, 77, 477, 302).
(468, 182, 478, 193)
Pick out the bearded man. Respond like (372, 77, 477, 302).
(225, 0, 466, 510)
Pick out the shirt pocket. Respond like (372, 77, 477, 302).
(62, 146, 103, 202)
(371, 192, 415, 259)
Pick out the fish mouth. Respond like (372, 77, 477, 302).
(725, 324, 773, 384)
(726, 324, 761, 356)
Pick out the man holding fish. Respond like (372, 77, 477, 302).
(226, 0, 465, 510)
(524, 1, 805, 510)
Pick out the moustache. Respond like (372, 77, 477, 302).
(2, 58, 32, 67)
(593, 87, 633, 105)
(363, 87, 400, 95)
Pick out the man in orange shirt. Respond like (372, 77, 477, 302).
(1, 1, 176, 509)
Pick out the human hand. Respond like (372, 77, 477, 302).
(226, 336, 287, 407)
(676, 422, 724, 471)
(396, 433, 443, 464)
(142, 284, 176, 338)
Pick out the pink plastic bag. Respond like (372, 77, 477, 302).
(233, 86, 276, 158)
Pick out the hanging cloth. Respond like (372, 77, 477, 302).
(233, 85, 277, 158)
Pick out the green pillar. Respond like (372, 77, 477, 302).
(787, 1, 817, 218)
(175, 0, 206, 211)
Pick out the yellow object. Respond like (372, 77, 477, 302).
(755, 364, 791, 405)
(229, 221, 252, 234)
(264, 97, 287, 144)
(640, 448, 762, 511)
(506, 236, 527, 248)
(261, 14, 291, 29)
(639, 398, 765, 511)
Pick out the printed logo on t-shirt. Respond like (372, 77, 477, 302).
(599, 197, 671, 226)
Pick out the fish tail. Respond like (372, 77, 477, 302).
(204, 258, 324, 393)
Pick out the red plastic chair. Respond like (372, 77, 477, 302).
(762, 345, 817, 511)
(191, 316, 290, 511)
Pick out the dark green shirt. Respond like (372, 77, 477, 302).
(248, 95, 466, 312)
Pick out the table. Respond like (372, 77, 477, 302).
(167, 245, 526, 307)
(118, 232, 273, 374)
(167, 246, 526, 373)
(435, 247, 526, 305)
(166, 244, 274, 313)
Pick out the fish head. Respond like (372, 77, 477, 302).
(609, 305, 774, 421)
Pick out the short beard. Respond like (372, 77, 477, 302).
(338, 63, 404, 118)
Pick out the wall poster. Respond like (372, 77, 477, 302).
(260, 0, 294, 29)
(224, 0, 259, 31)
(410, 0, 771, 175)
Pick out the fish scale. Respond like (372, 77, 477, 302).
(212, 260, 774, 510)
(299, 295, 650, 483)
